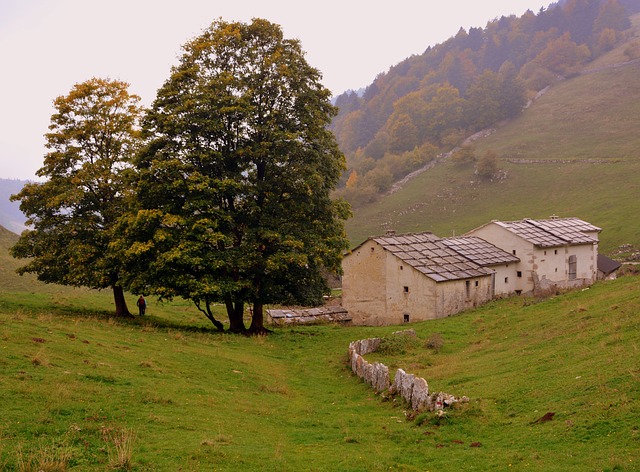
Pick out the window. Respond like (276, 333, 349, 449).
(544, 250, 547, 255)
(517, 271, 522, 278)
(400, 265, 403, 270)
(465, 280, 471, 298)
(554, 249, 558, 255)
(515, 290, 522, 295)
(475, 280, 479, 287)
(512, 250, 517, 255)
(403, 286, 409, 293)
(403, 314, 410, 323)
(505, 277, 509, 284)
(568, 255, 577, 280)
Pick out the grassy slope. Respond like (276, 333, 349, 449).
(345, 17, 640, 254)
(1, 273, 639, 470)
(1, 213, 640, 470)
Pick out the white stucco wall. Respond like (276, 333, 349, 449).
(467, 222, 598, 294)
(342, 240, 388, 325)
(342, 239, 495, 326)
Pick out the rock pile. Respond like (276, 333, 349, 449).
(348, 332, 467, 412)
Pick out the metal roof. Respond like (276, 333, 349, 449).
(495, 217, 600, 248)
(370, 232, 517, 282)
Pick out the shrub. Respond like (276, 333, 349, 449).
(377, 334, 420, 355)
(425, 333, 445, 353)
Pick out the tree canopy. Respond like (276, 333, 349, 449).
(117, 19, 351, 333)
(11, 78, 143, 316)
(331, 0, 633, 206)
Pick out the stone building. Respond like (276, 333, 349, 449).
(465, 217, 600, 295)
(341, 231, 518, 325)
(342, 217, 602, 326)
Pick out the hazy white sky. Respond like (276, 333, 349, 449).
(0, 0, 548, 180)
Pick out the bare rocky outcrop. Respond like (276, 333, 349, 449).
(347, 331, 466, 412)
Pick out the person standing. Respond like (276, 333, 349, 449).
(136, 295, 146, 316)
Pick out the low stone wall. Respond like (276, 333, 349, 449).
(348, 331, 466, 412)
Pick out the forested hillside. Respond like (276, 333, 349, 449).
(331, 0, 639, 206)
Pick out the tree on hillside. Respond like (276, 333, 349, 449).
(475, 150, 500, 180)
(10, 78, 143, 316)
(117, 19, 351, 334)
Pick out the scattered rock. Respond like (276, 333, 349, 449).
(531, 412, 555, 424)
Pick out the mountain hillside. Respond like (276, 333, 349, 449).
(0, 178, 28, 233)
(344, 12, 640, 257)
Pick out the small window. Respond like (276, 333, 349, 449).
(371, 247, 375, 253)
(505, 277, 509, 284)
(403, 314, 410, 323)
(465, 280, 471, 298)
(515, 290, 522, 295)
(554, 249, 558, 255)
(544, 250, 547, 255)
(403, 286, 409, 293)
(568, 255, 577, 280)
(400, 265, 403, 270)
(517, 271, 522, 278)
(512, 250, 517, 255)
(475, 280, 479, 287)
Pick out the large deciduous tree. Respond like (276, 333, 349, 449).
(11, 78, 143, 316)
(119, 19, 351, 333)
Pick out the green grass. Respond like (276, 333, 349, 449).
(1, 275, 640, 470)
(345, 18, 640, 255)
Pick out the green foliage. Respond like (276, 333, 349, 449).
(9, 78, 143, 316)
(118, 19, 350, 332)
(376, 333, 420, 355)
(475, 150, 500, 179)
(451, 145, 477, 166)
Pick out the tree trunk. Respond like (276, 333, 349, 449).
(194, 299, 225, 331)
(248, 301, 270, 335)
(226, 298, 246, 333)
(113, 285, 132, 317)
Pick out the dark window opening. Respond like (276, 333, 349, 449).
(554, 249, 558, 255)
(403, 314, 410, 323)
(568, 255, 577, 280)
(515, 290, 522, 295)
(505, 277, 509, 284)
(403, 286, 409, 293)
(465, 280, 471, 298)
(512, 250, 516, 255)
(517, 271, 522, 278)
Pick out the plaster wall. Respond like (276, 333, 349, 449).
(342, 240, 388, 325)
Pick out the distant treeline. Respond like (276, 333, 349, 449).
(331, 0, 638, 206)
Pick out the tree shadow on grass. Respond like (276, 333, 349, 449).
(0, 294, 225, 335)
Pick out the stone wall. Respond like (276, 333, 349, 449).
(347, 331, 467, 412)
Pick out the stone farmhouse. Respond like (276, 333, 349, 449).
(342, 217, 602, 326)
(465, 217, 600, 295)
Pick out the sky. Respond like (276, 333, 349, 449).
(0, 0, 550, 180)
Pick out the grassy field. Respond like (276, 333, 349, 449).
(1, 272, 640, 470)
(345, 19, 640, 255)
